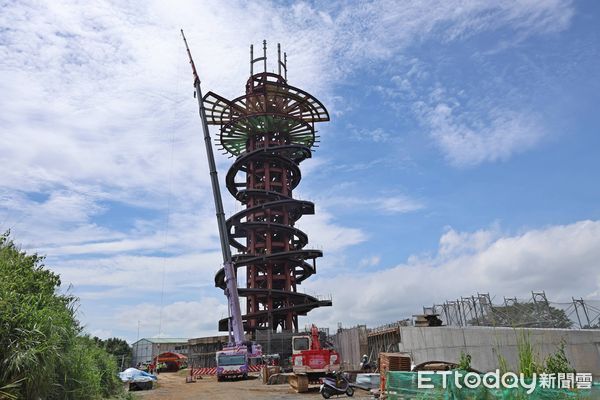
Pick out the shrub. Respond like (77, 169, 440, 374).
(544, 339, 575, 375)
(0, 233, 123, 399)
(457, 352, 472, 370)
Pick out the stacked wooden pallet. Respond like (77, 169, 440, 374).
(378, 352, 411, 396)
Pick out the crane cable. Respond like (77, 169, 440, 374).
(156, 34, 183, 338)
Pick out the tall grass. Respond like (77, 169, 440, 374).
(495, 329, 575, 378)
(516, 330, 541, 378)
(0, 233, 123, 399)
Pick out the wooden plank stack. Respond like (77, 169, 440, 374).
(378, 352, 411, 396)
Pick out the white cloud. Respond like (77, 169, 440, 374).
(0, 0, 572, 250)
(1, 0, 573, 190)
(351, 127, 391, 143)
(296, 209, 367, 253)
(382, 66, 549, 167)
(318, 194, 423, 215)
(89, 329, 114, 340)
(53, 251, 222, 292)
(378, 196, 424, 214)
(438, 224, 500, 259)
(304, 220, 600, 328)
(358, 255, 381, 268)
(115, 299, 228, 340)
(415, 100, 545, 167)
(0, 0, 577, 340)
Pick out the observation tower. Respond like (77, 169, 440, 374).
(204, 41, 331, 333)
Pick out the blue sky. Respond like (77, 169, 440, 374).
(1, 0, 599, 342)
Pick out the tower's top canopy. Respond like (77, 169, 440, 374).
(202, 41, 329, 156)
(250, 40, 287, 81)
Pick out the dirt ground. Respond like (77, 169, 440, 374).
(132, 371, 374, 400)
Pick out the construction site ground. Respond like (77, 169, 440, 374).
(132, 371, 373, 400)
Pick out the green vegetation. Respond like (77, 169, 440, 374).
(516, 330, 542, 378)
(496, 352, 509, 375)
(544, 339, 575, 375)
(473, 302, 573, 328)
(495, 330, 576, 377)
(0, 232, 126, 399)
(457, 351, 472, 371)
(93, 337, 133, 370)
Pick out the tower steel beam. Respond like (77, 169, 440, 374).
(204, 41, 331, 333)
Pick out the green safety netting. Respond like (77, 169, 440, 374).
(385, 371, 600, 400)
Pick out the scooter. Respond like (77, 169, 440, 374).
(320, 372, 354, 398)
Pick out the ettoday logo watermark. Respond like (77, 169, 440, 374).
(417, 370, 593, 394)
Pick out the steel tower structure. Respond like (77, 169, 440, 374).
(204, 41, 331, 333)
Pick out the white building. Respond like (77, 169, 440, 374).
(131, 338, 189, 367)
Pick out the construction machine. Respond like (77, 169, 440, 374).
(291, 324, 340, 377)
(182, 30, 261, 381)
(288, 324, 341, 393)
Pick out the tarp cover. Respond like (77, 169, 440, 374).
(118, 368, 157, 383)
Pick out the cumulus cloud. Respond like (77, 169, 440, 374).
(115, 299, 228, 339)
(87, 219, 600, 340)
(0, 0, 577, 340)
(54, 251, 222, 292)
(304, 220, 600, 328)
(296, 209, 367, 253)
(0, 0, 573, 249)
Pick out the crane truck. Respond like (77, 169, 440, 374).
(182, 31, 262, 381)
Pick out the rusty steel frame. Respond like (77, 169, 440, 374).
(205, 42, 331, 333)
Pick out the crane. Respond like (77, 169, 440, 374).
(181, 30, 260, 380)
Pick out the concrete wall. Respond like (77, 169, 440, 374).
(331, 326, 369, 370)
(397, 326, 600, 378)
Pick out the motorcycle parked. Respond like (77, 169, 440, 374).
(320, 372, 354, 398)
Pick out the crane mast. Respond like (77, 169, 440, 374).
(181, 30, 244, 347)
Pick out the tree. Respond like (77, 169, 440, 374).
(94, 337, 133, 369)
(470, 302, 573, 328)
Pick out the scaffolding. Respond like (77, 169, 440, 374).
(366, 320, 411, 362)
(423, 291, 600, 329)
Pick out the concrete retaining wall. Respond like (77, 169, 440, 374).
(331, 325, 368, 370)
(397, 326, 600, 377)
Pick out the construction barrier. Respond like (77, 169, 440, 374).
(192, 365, 262, 376)
(384, 371, 600, 399)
